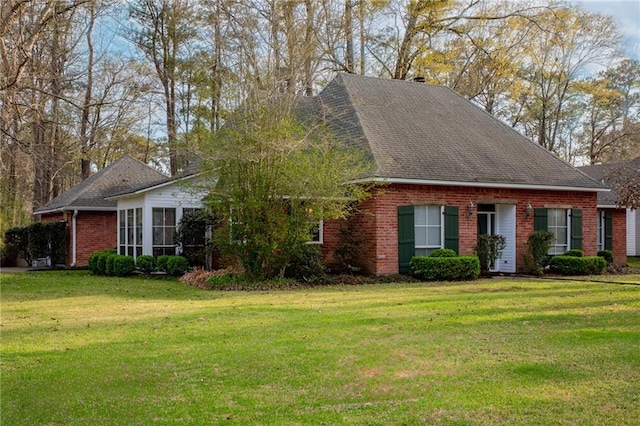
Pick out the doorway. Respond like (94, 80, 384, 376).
(477, 204, 516, 273)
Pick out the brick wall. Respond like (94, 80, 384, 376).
(610, 209, 627, 266)
(40, 211, 117, 267)
(323, 184, 600, 275)
(75, 211, 117, 267)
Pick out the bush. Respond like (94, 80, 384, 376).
(156, 255, 171, 272)
(136, 255, 156, 274)
(91, 249, 116, 275)
(549, 256, 606, 275)
(563, 249, 584, 257)
(175, 209, 217, 267)
(429, 248, 457, 258)
(285, 244, 326, 282)
(597, 250, 614, 265)
(521, 231, 555, 275)
(166, 255, 190, 276)
(113, 255, 135, 277)
(410, 256, 480, 281)
(475, 234, 506, 276)
(4, 222, 66, 267)
(105, 253, 118, 276)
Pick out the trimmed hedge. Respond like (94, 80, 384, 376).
(113, 255, 135, 276)
(88, 249, 117, 275)
(156, 255, 171, 273)
(410, 256, 480, 281)
(105, 253, 118, 276)
(166, 255, 190, 276)
(549, 256, 606, 275)
(429, 248, 457, 258)
(563, 249, 584, 257)
(597, 250, 614, 265)
(136, 255, 156, 274)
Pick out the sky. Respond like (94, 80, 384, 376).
(574, 0, 640, 60)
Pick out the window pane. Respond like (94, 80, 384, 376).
(427, 206, 440, 226)
(165, 208, 176, 225)
(153, 208, 163, 226)
(165, 228, 175, 245)
(415, 248, 428, 257)
(427, 227, 441, 246)
(415, 228, 427, 246)
(555, 228, 567, 244)
(415, 207, 427, 226)
(153, 228, 163, 245)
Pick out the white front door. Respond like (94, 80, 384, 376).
(495, 204, 516, 273)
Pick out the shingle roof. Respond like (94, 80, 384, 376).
(579, 157, 640, 205)
(33, 156, 168, 213)
(317, 74, 606, 190)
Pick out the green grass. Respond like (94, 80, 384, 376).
(627, 256, 640, 268)
(2, 271, 639, 425)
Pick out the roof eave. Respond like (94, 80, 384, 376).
(105, 173, 200, 200)
(349, 177, 610, 192)
(33, 206, 117, 215)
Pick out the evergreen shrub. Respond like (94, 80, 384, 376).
(549, 256, 606, 275)
(410, 255, 480, 281)
(136, 255, 156, 274)
(597, 250, 614, 265)
(166, 255, 190, 276)
(113, 255, 135, 276)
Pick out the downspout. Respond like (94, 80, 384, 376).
(71, 210, 78, 267)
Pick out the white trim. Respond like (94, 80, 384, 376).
(348, 177, 609, 192)
(34, 206, 117, 215)
(307, 220, 324, 245)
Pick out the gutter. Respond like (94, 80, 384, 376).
(71, 210, 78, 267)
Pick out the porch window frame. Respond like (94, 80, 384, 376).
(152, 207, 177, 257)
(118, 208, 143, 258)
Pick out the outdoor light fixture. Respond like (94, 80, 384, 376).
(524, 202, 533, 220)
(467, 201, 475, 218)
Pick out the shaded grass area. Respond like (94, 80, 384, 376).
(627, 256, 640, 268)
(1, 271, 639, 425)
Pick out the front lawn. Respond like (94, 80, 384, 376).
(1, 271, 639, 425)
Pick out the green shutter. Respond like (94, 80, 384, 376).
(570, 209, 582, 250)
(604, 211, 613, 250)
(398, 206, 415, 274)
(444, 206, 459, 254)
(534, 208, 548, 231)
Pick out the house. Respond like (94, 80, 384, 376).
(579, 157, 639, 259)
(33, 156, 167, 267)
(312, 74, 614, 273)
(37, 74, 620, 273)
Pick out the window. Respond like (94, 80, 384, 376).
(548, 208, 569, 255)
(597, 211, 604, 251)
(153, 208, 176, 256)
(309, 220, 323, 244)
(119, 208, 143, 257)
(414, 205, 443, 256)
(118, 210, 126, 254)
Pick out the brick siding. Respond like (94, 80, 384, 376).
(323, 184, 604, 275)
(40, 211, 117, 267)
(610, 209, 627, 266)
